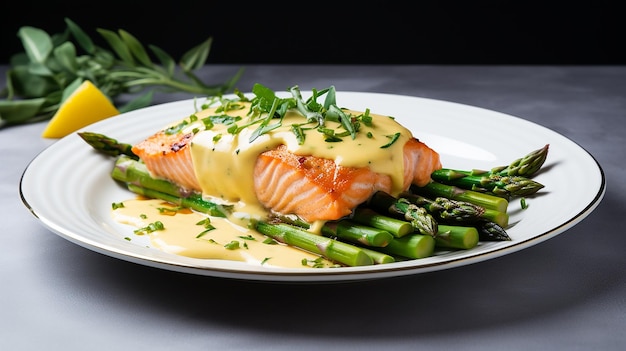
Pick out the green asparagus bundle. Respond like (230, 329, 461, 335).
(357, 196, 438, 237)
(435, 225, 479, 250)
(255, 221, 375, 266)
(367, 190, 510, 242)
(490, 144, 549, 177)
(351, 207, 414, 237)
(428, 145, 549, 198)
(110, 155, 484, 263)
(430, 169, 544, 198)
(320, 220, 394, 247)
(79, 132, 550, 266)
(370, 191, 509, 228)
(411, 181, 509, 213)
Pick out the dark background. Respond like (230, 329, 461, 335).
(1, 2, 623, 65)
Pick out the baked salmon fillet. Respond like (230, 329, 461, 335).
(132, 131, 441, 222)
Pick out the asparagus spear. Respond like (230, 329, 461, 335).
(362, 195, 438, 236)
(400, 190, 511, 241)
(398, 192, 509, 228)
(125, 184, 230, 218)
(476, 221, 511, 241)
(256, 221, 374, 266)
(378, 234, 435, 259)
(351, 207, 414, 237)
(435, 225, 479, 250)
(411, 182, 509, 213)
(111, 156, 232, 217)
(429, 145, 549, 198)
(430, 169, 544, 198)
(78, 132, 139, 160)
(321, 220, 393, 247)
(357, 247, 396, 264)
(491, 144, 549, 177)
(368, 191, 506, 244)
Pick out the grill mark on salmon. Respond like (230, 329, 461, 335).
(132, 130, 201, 191)
(253, 145, 394, 221)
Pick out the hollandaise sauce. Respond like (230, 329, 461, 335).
(112, 198, 338, 268)
(184, 101, 413, 217)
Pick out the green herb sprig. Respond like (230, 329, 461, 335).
(0, 18, 244, 128)
(245, 84, 369, 145)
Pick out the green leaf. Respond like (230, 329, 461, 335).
(91, 49, 116, 68)
(17, 26, 53, 63)
(252, 83, 277, 102)
(97, 28, 135, 65)
(221, 68, 246, 92)
(381, 132, 401, 148)
(0, 98, 47, 125)
(7, 66, 57, 98)
(117, 90, 154, 113)
(322, 86, 337, 110)
(50, 31, 71, 49)
(180, 37, 212, 72)
(329, 104, 356, 139)
(119, 30, 153, 68)
(27, 61, 54, 77)
(64, 18, 95, 54)
(53, 41, 79, 72)
(149, 45, 176, 76)
(8, 52, 30, 67)
(1, 18, 241, 129)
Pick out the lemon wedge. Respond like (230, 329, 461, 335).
(42, 80, 120, 138)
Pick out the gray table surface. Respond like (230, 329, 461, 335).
(1, 65, 624, 351)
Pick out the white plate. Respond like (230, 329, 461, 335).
(20, 92, 606, 282)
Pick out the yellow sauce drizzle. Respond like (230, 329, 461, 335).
(187, 103, 413, 216)
(112, 199, 337, 268)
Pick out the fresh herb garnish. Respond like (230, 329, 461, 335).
(238, 235, 256, 241)
(381, 133, 401, 148)
(195, 218, 216, 238)
(263, 238, 278, 245)
(521, 197, 529, 209)
(134, 221, 165, 235)
(164, 83, 392, 149)
(245, 84, 366, 145)
(301, 257, 326, 268)
(157, 205, 185, 215)
(0, 18, 243, 128)
(224, 241, 240, 250)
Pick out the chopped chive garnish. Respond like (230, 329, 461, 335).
(521, 197, 529, 209)
(196, 218, 216, 236)
(134, 221, 165, 235)
(381, 133, 401, 148)
(224, 241, 240, 250)
(263, 238, 278, 245)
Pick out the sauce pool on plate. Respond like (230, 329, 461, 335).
(112, 198, 338, 268)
